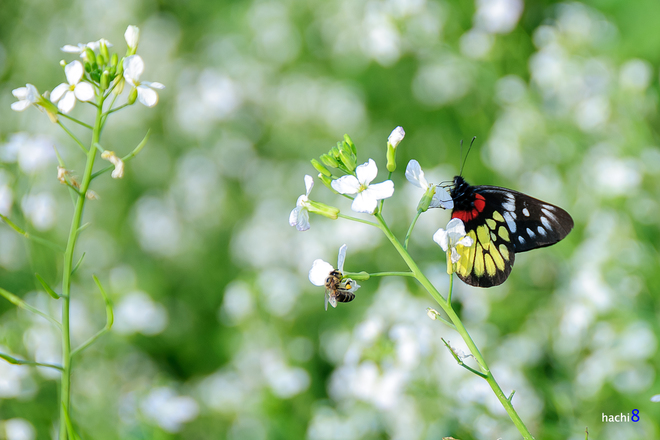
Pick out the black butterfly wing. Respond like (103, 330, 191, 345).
(452, 185, 573, 287)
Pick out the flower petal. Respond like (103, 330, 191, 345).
(74, 82, 95, 102)
(123, 55, 145, 84)
(457, 235, 473, 248)
(336, 244, 347, 272)
(50, 83, 69, 103)
(309, 259, 334, 286)
(355, 159, 378, 186)
(430, 189, 454, 210)
(125, 25, 140, 50)
(331, 175, 361, 195)
(405, 160, 428, 188)
(142, 81, 165, 89)
(289, 206, 301, 227)
(304, 175, 314, 196)
(446, 218, 467, 236)
(388, 126, 405, 148)
(57, 91, 76, 114)
(61, 44, 84, 53)
(137, 85, 159, 107)
(351, 192, 378, 214)
(11, 100, 31, 111)
(12, 87, 28, 100)
(64, 60, 84, 85)
(432, 228, 449, 251)
(450, 248, 461, 263)
(363, 180, 394, 201)
(296, 209, 310, 231)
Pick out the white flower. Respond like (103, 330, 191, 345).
(11, 84, 40, 112)
(125, 25, 140, 52)
(388, 126, 405, 148)
(101, 150, 125, 179)
(331, 159, 394, 214)
(61, 39, 113, 62)
(651, 394, 660, 403)
(433, 218, 474, 265)
(50, 60, 95, 113)
(289, 175, 314, 231)
(405, 159, 454, 209)
(309, 244, 360, 310)
(123, 55, 165, 107)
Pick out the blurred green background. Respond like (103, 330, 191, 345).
(1, 0, 659, 439)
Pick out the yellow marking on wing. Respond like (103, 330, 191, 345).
(499, 244, 510, 262)
(477, 226, 490, 251)
(492, 211, 504, 222)
(456, 230, 476, 278)
(490, 232, 497, 242)
(498, 226, 510, 242)
(484, 253, 496, 276)
(491, 246, 505, 270)
(473, 243, 485, 277)
(486, 218, 496, 230)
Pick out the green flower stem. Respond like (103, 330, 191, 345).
(0, 353, 64, 371)
(364, 271, 415, 277)
(57, 113, 93, 130)
(57, 122, 88, 154)
(58, 94, 104, 440)
(70, 275, 113, 358)
(0, 287, 61, 330)
(404, 209, 422, 251)
(374, 212, 534, 440)
(447, 272, 453, 306)
(337, 213, 381, 229)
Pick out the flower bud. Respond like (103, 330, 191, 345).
(320, 153, 339, 169)
(318, 173, 336, 192)
(311, 159, 331, 176)
(339, 149, 356, 172)
(417, 186, 436, 212)
(125, 25, 140, 55)
(84, 48, 96, 64)
(128, 87, 138, 104)
(307, 200, 340, 219)
(59, 60, 66, 67)
(100, 71, 110, 90)
(100, 40, 110, 64)
(386, 143, 396, 172)
(343, 134, 357, 155)
(111, 53, 119, 68)
(427, 308, 440, 320)
(96, 54, 104, 67)
(388, 126, 405, 149)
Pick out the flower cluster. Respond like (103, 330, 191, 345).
(11, 25, 164, 118)
(290, 127, 475, 309)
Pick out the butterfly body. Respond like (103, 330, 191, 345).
(449, 175, 574, 287)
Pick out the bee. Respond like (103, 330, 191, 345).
(324, 269, 357, 310)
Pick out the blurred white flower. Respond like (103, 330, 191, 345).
(101, 150, 125, 179)
(331, 159, 393, 214)
(61, 39, 113, 55)
(651, 394, 660, 402)
(475, 0, 524, 34)
(50, 60, 95, 113)
(124, 25, 140, 52)
(433, 218, 474, 266)
(289, 175, 314, 231)
(405, 160, 454, 209)
(3, 418, 36, 440)
(140, 387, 199, 432)
(123, 55, 165, 107)
(21, 192, 56, 231)
(10, 84, 40, 112)
(387, 126, 405, 148)
(114, 291, 168, 336)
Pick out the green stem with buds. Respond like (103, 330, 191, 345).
(373, 212, 534, 440)
(58, 94, 105, 440)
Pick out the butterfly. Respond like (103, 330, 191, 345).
(448, 175, 574, 287)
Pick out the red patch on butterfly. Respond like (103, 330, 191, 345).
(452, 193, 486, 222)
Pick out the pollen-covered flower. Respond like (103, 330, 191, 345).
(50, 60, 95, 113)
(331, 159, 394, 214)
(11, 84, 40, 112)
(289, 175, 314, 231)
(405, 159, 454, 210)
(309, 244, 360, 310)
(433, 218, 474, 274)
(123, 55, 165, 107)
(101, 150, 125, 179)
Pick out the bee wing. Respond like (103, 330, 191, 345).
(325, 288, 337, 310)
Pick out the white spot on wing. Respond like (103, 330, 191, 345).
(526, 227, 536, 239)
(503, 211, 516, 233)
(518, 236, 526, 245)
(503, 201, 515, 212)
(541, 216, 551, 229)
(537, 226, 546, 236)
(542, 204, 555, 211)
(522, 207, 530, 217)
(541, 208, 557, 222)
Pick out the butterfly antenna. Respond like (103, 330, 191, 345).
(459, 136, 477, 177)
